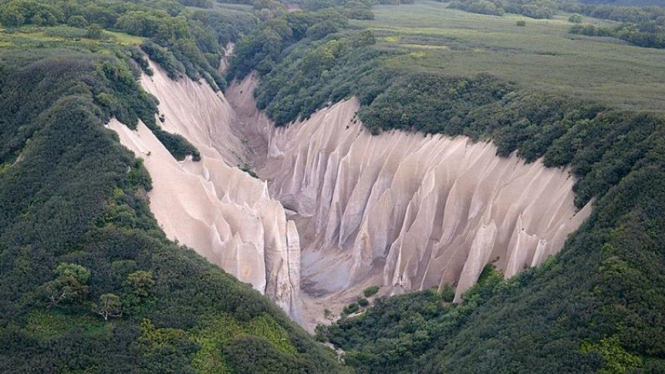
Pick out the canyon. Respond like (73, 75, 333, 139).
(109, 59, 591, 331)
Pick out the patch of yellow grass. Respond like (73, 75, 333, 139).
(105, 30, 146, 46)
(402, 43, 449, 50)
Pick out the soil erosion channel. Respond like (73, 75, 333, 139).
(110, 60, 591, 331)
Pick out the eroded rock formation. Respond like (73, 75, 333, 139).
(227, 75, 592, 330)
(109, 61, 590, 331)
(108, 62, 301, 322)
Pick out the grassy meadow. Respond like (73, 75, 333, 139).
(353, 1, 665, 111)
(0, 25, 146, 50)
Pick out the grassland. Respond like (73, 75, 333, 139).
(213, 2, 254, 11)
(353, 1, 665, 111)
(0, 25, 145, 50)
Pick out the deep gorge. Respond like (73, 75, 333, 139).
(110, 58, 591, 331)
(3, 0, 665, 371)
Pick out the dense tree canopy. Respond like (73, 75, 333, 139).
(0, 3, 346, 370)
(229, 1, 665, 371)
(570, 21, 665, 48)
(1, 0, 664, 372)
(447, 0, 665, 25)
(0, 0, 257, 89)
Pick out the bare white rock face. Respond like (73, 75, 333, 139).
(110, 59, 590, 332)
(108, 61, 301, 322)
(227, 74, 592, 331)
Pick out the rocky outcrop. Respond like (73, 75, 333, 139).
(227, 75, 591, 329)
(110, 62, 590, 331)
(108, 62, 301, 321)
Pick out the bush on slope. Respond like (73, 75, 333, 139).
(229, 9, 665, 373)
(0, 48, 345, 374)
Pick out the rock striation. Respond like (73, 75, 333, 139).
(108, 62, 301, 322)
(227, 75, 592, 329)
(110, 61, 591, 331)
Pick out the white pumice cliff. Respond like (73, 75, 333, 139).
(108, 61, 302, 322)
(226, 74, 592, 329)
(110, 60, 591, 331)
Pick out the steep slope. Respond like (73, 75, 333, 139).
(0, 49, 344, 374)
(231, 11, 665, 371)
(109, 61, 302, 321)
(321, 138, 665, 373)
(226, 75, 591, 330)
(112, 59, 589, 331)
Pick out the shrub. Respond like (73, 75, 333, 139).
(92, 294, 123, 320)
(86, 23, 103, 39)
(307, 20, 340, 40)
(441, 284, 455, 303)
(141, 40, 185, 79)
(67, 15, 88, 28)
(343, 303, 360, 315)
(568, 13, 583, 24)
(363, 285, 380, 298)
(41, 263, 91, 307)
(0, 8, 25, 27)
(151, 128, 201, 161)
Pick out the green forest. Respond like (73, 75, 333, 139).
(569, 21, 665, 48)
(0, 0, 347, 372)
(444, 0, 665, 48)
(1, 0, 665, 372)
(226, 0, 665, 372)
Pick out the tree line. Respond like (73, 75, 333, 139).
(0, 0, 257, 90)
(0, 2, 347, 371)
(570, 21, 665, 48)
(228, 2, 665, 371)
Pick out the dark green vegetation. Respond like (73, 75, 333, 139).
(0, 0, 259, 160)
(444, 0, 665, 48)
(242, 1, 665, 112)
(0, 50, 344, 374)
(362, 285, 380, 297)
(337, 288, 378, 318)
(562, 1, 665, 23)
(0, 0, 256, 89)
(226, 7, 352, 78)
(234, 8, 662, 206)
(342, 302, 360, 315)
(320, 159, 665, 373)
(0, 3, 346, 374)
(562, 1, 665, 48)
(448, 0, 556, 18)
(570, 21, 665, 48)
(579, 0, 665, 5)
(448, 0, 665, 21)
(295, 0, 375, 20)
(1, 0, 664, 371)
(228, 1, 665, 372)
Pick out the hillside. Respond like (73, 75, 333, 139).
(0, 0, 664, 372)
(0, 1, 345, 372)
(228, 0, 665, 372)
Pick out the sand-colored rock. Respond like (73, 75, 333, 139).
(110, 61, 590, 332)
(219, 43, 235, 74)
(108, 62, 301, 321)
(227, 75, 591, 330)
